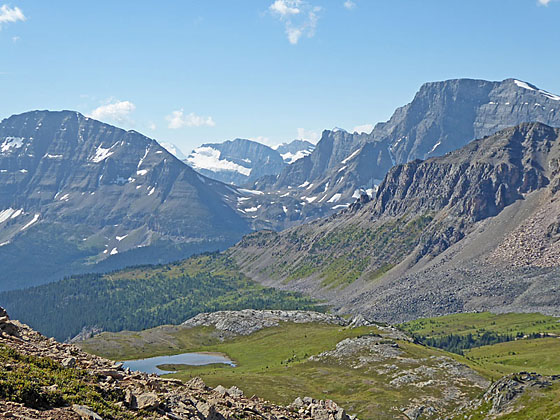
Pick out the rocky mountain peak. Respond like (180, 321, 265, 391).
(0, 110, 251, 290)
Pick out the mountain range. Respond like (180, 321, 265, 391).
(231, 122, 560, 322)
(243, 78, 560, 223)
(185, 138, 314, 186)
(1, 77, 559, 294)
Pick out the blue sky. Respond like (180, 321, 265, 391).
(1, 0, 559, 154)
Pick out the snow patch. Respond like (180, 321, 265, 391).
(244, 206, 259, 213)
(44, 153, 63, 159)
(281, 150, 312, 164)
(91, 144, 118, 163)
(187, 146, 251, 176)
(110, 247, 118, 255)
(332, 203, 350, 210)
(116, 235, 128, 241)
(428, 141, 441, 154)
(21, 214, 40, 231)
(238, 188, 264, 195)
(341, 149, 360, 164)
(59, 193, 70, 201)
(514, 79, 560, 101)
(1, 137, 24, 153)
(298, 181, 310, 188)
(137, 147, 150, 169)
(136, 169, 149, 176)
(0, 208, 23, 224)
(513, 80, 535, 91)
(148, 186, 155, 196)
(327, 193, 342, 203)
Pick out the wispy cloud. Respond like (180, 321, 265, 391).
(248, 136, 272, 145)
(352, 124, 373, 134)
(343, 1, 356, 10)
(269, 0, 321, 45)
(538, 0, 558, 5)
(0, 5, 25, 29)
(297, 127, 321, 143)
(166, 109, 215, 129)
(89, 100, 136, 123)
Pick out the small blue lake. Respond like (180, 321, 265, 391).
(122, 352, 236, 375)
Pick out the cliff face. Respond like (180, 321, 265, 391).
(250, 79, 560, 227)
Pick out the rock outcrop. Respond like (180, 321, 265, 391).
(182, 309, 349, 336)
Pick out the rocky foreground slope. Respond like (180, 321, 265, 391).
(0, 307, 358, 420)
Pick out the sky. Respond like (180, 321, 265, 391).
(1, 0, 559, 155)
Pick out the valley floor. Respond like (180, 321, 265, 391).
(80, 311, 560, 420)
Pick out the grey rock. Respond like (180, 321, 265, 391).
(233, 123, 560, 322)
(61, 356, 76, 368)
(182, 309, 348, 335)
(135, 392, 160, 410)
(226, 385, 243, 398)
(72, 404, 103, 420)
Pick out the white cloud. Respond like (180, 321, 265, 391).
(352, 123, 373, 134)
(343, 1, 356, 10)
(538, 0, 558, 4)
(148, 122, 157, 131)
(269, 1, 321, 45)
(297, 128, 321, 143)
(0, 5, 26, 28)
(249, 136, 275, 147)
(270, 0, 301, 15)
(89, 100, 136, 123)
(11, 35, 19, 43)
(166, 109, 215, 129)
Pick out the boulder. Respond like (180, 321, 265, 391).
(72, 404, 103, 420)
(135, 392, 160, 410)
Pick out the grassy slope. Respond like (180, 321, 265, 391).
(400, 312, 560, 379)
(80, 322, 488, 420)
(0, 253, 321, 341)
(233, 213, 433, 289)
(400, 312, 560, 338)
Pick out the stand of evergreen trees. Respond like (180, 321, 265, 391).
(0, 253, 322, 341)
(413, 331, 548, 354)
